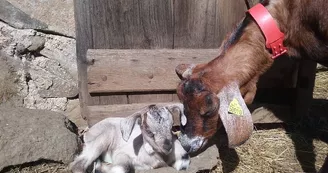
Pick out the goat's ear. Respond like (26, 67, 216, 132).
(175, 64, 195, 79)
(120, 112, 142, 142)
(217, 82, 253, 148)
(166, 103, 184, 126)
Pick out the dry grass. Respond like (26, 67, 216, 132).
(3, 162, 68, 173)
(212, 128, 327, 173)
(313, 70, 328, 99)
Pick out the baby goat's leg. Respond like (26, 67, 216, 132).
(70, 135, 110, 173)
(107, 153, 134, 173)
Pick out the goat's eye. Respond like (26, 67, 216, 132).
(201, 110, 214, 117)
(145, 129, 154, 138)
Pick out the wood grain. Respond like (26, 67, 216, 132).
(88, 103, 286, 127)
(99, 95, 128, 105)
(174, 0, 220, 48)
(87, 49, 219, 93)
(128, 94, 174, 104)
(74, 0, 93, 123)
(89, 0, 173, 49)
(217, 0, 247, 44)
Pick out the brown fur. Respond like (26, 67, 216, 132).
(176, 0, 328, 147)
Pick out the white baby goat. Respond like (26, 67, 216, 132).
(70, 104, 190, 173)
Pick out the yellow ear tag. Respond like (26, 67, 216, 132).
(228, 98, 243, 116)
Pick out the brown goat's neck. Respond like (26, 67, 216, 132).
(197, 1, 291, 93)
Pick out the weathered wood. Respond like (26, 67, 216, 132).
(174, 0, 247, 48)
(87, 49, 219, 93)
(88, 102, 182, 126)
(128, 94, 174, 104)
(217, 0, 247, 43)
(74, 0, 93, 123)
(99, 95, 128, 105)
(249, 104, 289, 123)
(174, 0, 220, 48)
(89, 0, 174, 49)
(87, 103, 286, 127)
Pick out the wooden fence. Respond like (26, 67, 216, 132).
(74, 0, 316, 125)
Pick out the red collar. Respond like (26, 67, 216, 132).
(247, 4, 287, 59)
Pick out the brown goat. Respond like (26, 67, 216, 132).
(175, 0, 328, 155)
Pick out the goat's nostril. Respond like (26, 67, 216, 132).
(163, 139, 172, 151)
(182, 145, 191, 153)
(163, 144, 172, 152)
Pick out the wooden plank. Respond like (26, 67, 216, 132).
(74, 0, 94, 124)
(99, 95, 128, 105)
(128, 94, 173, 104)
(217, 0, 247, 44)
(89, 0, 174, 49)
(85, 0, 175, 107)
(87, 103, 287, 127)
(172, 94, 180, 102)
(87, 49, 219, 93)
(249, 104, 289, 123)
(88, 102, 182, 126)
(91, 96, 100, 105)
(173, 0, 220, 48)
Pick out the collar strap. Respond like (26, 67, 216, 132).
(247, 4, 287, 59)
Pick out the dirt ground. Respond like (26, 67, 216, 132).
(3, 70, 328, 173)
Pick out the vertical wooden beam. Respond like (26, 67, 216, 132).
(74, 0, 93, 125)
(89, 0, 174, 49)
(174, 0, 247, 49)
(173, 0, 220, 48)
(217, 0, 247, 44)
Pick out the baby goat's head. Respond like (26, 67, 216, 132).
(141, 105, 174, 155)
(121, 105, 176, 155)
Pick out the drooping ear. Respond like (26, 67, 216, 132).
(166, 103, 185, 126)
(175, 64, 195, 79)
(217, 82, 253, 148)
(120, 112, 142, 142)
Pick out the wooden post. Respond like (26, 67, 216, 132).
(74, 0, 93, 125)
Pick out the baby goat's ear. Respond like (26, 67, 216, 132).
(167, 103, 184, 126)
(120, 112, 142, 142)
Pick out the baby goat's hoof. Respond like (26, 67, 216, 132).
(172, 155, 190, 171)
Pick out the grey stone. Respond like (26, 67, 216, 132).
(0, 0, 48, 30)
(65, 99, 88, 131)
(137, 144, 219, 173)
(27, 36, 45, 52)
(0, 21, 78, 110)
(0, 106, 80, 171)
(40, 34, 78, 80)
(28, 56, 78, 98)
(6, 0, 75, 37)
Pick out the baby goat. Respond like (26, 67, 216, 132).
(70, 104, 190, 173)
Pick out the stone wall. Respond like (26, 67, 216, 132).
(0, 0, 79, 114)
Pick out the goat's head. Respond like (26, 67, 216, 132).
(141, 105, 175, 155)
(175, 63, 253, 153)
(121, 105, 176, 155)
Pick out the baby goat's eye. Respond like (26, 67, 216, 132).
(145, 129, 154, 138)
